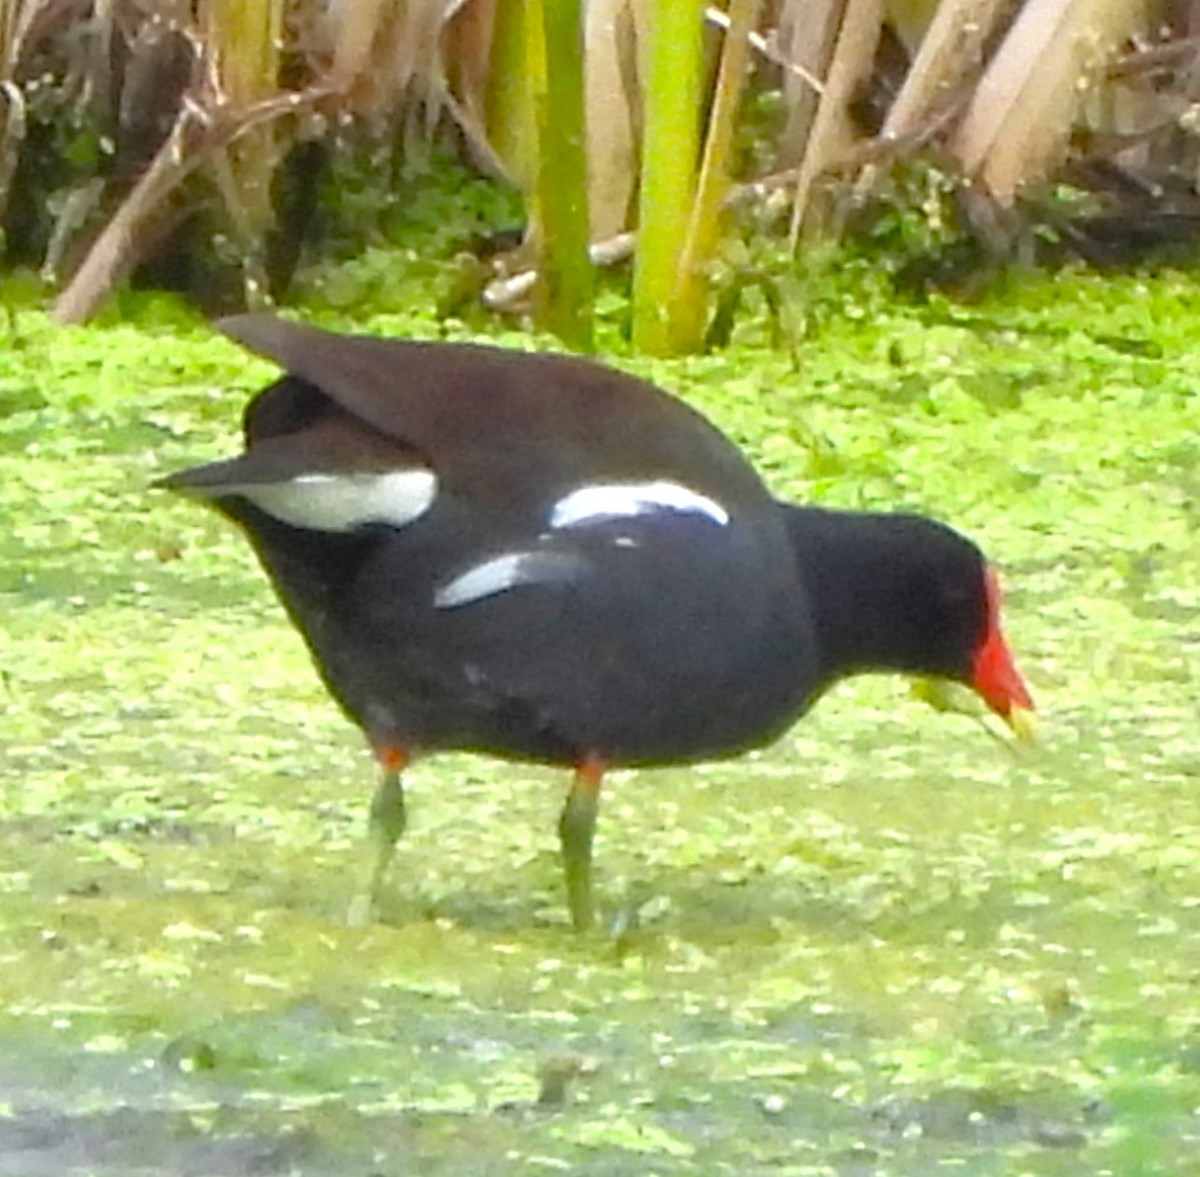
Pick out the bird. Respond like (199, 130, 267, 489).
(160, 316, 1035, 931)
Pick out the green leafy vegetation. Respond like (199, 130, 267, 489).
(2, 259, 1199, 1174)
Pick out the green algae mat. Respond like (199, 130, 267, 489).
(2, 270, 1199, 1174)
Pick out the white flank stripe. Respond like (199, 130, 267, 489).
(434, 552, 583, 609)
(549, 480, 730, 530)
(236, 469, 437, 532)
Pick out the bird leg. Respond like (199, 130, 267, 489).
(559, 758, 606, 932)
(347, 744, 409, 927)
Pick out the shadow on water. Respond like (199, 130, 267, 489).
(0, 1008, 1102, 1177)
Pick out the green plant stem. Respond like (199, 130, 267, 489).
(530, 0, 593, 350)
(632, 0, 705, 356)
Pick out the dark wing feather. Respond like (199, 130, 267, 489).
(215, 316, 770, 508)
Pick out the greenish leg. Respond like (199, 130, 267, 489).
(347, 747, 409, 927)
(559, 759, 605, 932)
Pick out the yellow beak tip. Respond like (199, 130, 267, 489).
(1006, 707, 1039, 745)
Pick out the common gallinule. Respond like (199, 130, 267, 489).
(162, 317, 1034, 930)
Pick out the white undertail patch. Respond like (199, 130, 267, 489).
(233, 469, 437, 533)
(434, 551, 584, 609)
(549, 480, 730, 530)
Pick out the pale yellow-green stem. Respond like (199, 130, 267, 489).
(204, 0, 283, 303)
(671, 0, 762, 352)
(487, 0, 538, 193)
(631, 0, 705, 356)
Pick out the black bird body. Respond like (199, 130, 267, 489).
(163, 317, 1034, 928)
(195, 324, 821, 767)
(224, 483, 818, 769)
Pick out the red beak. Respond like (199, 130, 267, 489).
(972, 567, 1036, 738)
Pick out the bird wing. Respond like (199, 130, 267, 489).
(215, 315, 767, 506)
